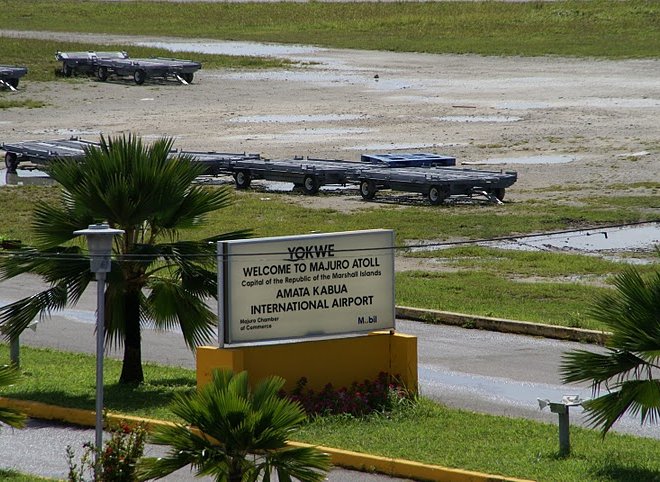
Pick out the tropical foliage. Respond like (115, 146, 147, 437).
(561, 257, 660, 435)
(0, 365, 26, 429)
(0, 134, 248, 384)
(136, 370, 331, 482)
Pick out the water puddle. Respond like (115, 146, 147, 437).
(407, 223, 659, 262)
(463, 155, 575, 165)
(1, 169, 54, 186)
(348, 143, 459, 151)
(435, 115, 522, 123)
(229, 114, 366, 124)
(289, 127, 375, 136)
(496, 101, 551, 110)
(135, 40, 324, 58)
(485, 223, 660, 254)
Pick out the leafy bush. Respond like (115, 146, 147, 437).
(66, 421, 147, 482)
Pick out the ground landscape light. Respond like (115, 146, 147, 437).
(538, 394, 585, 456)
(73, 223, 124, 475)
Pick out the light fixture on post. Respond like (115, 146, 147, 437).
(73, 223, 124, 476)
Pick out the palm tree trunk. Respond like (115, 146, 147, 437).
(119, 289, 144, 384)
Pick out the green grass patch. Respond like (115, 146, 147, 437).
(296, 398, 660, 482)
(0, 345, 195, 421)
(405, 246, 656, 278)
(396, 270, 608, 329)
(199, 190, 654, 246)
(0, 99, 46, 109)
(0, 470, 54, 482)
(2, 0, 659, 59)
(0, 38, 291, 83)
(0, 186, 655, 330)
(3, 346, 660, 482)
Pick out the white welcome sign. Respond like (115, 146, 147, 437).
(218, 229, 395, 345)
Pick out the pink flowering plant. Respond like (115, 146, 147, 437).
(282, 372, 412, 417)
(66, 420, 147, 482)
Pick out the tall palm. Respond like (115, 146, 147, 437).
(136, 370, 331, 481)
(0, 134, 248, 384)
(0, 365, 26, 429)
(561, 262, 660, 436)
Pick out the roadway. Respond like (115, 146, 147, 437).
(1, 274, 659, 480)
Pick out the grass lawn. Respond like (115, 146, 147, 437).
(2, 345, 660, 482)
(1, 0, 659, 59)
(0, 185, 657, 330)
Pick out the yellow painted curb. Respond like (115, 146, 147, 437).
(0, 397, 535, 482)
(396, 306, 609, 345)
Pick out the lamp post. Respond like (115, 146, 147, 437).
(73, 223, 124, 475)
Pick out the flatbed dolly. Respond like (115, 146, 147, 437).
(55, 51, 128, 77)
(176, 151, 263, 176)
(352, 166, 518, 205)
(0, 65, 28, 91)
(361, 152, 456, 167)
(95, 57, 202, 85)
(221, 157, 362, 195)
(1, 137, 99, 172)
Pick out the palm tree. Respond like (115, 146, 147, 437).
(561, 261, 660, 436)
(0, 365, 26, 429)
(136, 370, 331, 482)
(0, 134, 248, 384)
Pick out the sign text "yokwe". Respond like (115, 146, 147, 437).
(287, 244, 335, 261)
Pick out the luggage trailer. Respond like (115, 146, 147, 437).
(352, 166, 518, 204)
(177, 151, 263, 177)
(95, 57, 202, 85)
(361, 152, 456, 168)
(55, 51, 129, 77)
(0, 66, 28, 91)
(211, 156, 361, 195)
(1, 138, 99, 172)
(189, 152, 517, 204)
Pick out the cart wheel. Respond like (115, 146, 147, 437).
(302, 175, 320, 195)
(97, 66, 108, 82)
(428, 186, 449, 205)
(134, 69, 146, 85)
(7, 78, 19, 89)
(360, 180, 377, 200)
(4, 153, 19, 172)
(234, 170, 251, 189)
(63, 64, 73, 77)
(490, 188, 505, 202)
(182, 73, 194, 84)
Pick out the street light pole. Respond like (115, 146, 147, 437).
(73, 223, 124, 477)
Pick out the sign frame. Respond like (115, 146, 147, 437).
(217, 229, 395, 346)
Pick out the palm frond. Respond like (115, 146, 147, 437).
(562, 264, 660, 436)
(0, 365, 26, 429)
(560, 348, 647, 386)
(582, 380, 660, 436)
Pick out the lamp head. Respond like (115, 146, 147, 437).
(73, 223, 124, 273)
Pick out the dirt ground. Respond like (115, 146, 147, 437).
(2, 29, 659, 207)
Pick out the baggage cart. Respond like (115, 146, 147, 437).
(95, 57, 202, 85)
(0, 65, 28, 91)
(1, 137, 99, 172)
(55, 51, 128, 77)
(352, 166, 518, 204)
(361, 152, 456, 167)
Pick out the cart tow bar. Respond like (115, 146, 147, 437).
(0, 79, 17, 92)
(476, 189, 503, 205)
(175, 74, 189, 85)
